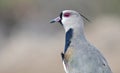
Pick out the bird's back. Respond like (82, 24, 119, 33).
(64, 42, 112, 73)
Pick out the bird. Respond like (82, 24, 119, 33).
(50, 10, 112, 73)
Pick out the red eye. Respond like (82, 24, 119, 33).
(63, 12, 71, 17)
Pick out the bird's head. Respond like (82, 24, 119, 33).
(50, 10, 85, 32)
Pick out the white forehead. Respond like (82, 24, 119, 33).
(62, 10, 79, 15)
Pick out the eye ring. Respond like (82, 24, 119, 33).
(63, 12, 71, 17)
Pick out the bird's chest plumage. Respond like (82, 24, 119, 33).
(63, 46, 74, 73)
(64, 46, 74, 63)
(63, 45, 84, 73)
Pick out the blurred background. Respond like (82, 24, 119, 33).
(0, 0, 120, 73)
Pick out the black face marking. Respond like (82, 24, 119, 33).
(59, 12, 63, 25)
(64, 28, 73, 53)
(60, 12, 62, 19)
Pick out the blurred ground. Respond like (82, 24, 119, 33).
(0, 0, 120, 73)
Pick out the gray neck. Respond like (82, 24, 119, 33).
(70, 25, 87, 46)
(63, 17, 88, 53)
